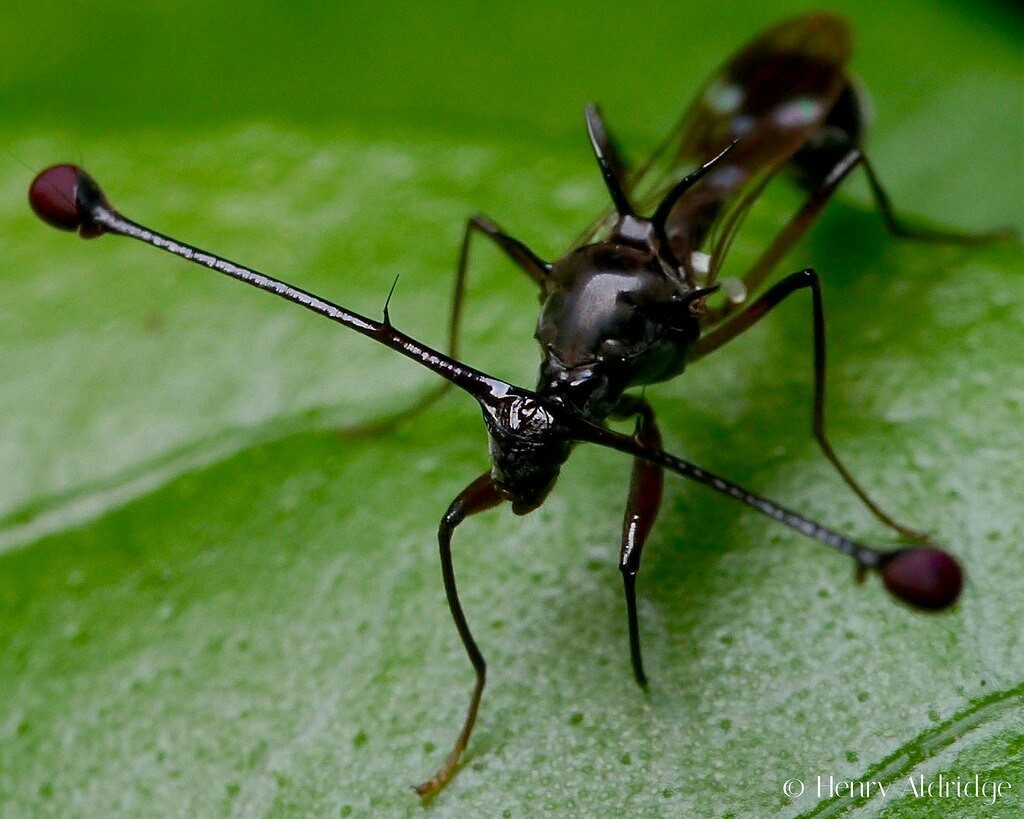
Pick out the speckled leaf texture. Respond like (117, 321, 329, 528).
(1, 1, 1021, 817)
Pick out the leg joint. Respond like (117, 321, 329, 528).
(794, 267, 820, 286)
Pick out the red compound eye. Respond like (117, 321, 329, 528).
(882, 548, 962, 610)
(29, 164, 111, 238)
(29, 164, 84, 232)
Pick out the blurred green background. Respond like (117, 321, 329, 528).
(1, 1, 1022, 816)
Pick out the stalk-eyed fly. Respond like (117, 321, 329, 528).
(29, 12, 1004, 798)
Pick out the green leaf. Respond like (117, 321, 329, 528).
(2, 1, 1021, 816)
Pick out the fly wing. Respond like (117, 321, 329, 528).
(574, 13, 852, 285)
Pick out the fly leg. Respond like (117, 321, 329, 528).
(702, 149, 864, 325)
(702, 147, 1011, 327)
(341, 214, 548, 437)
(414, 472, 506, 799)
(859, 152, 1014, 245)
(610, 395, 664, 687)
(690, 268, 929, 542)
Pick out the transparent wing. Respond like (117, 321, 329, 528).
(573, 12, 852, 286)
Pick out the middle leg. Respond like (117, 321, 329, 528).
(702, 149, 863, 325)
(689, 268, 929, 542)
(610, 394, 665, 687)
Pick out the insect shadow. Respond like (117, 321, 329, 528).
(28, 11, 1008, 799)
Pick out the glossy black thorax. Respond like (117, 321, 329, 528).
(534, 219, 703, 420)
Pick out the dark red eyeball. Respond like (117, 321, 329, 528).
(29, 164, 85, 231)
(28, 164, 109, 238)
(881, 547, 962, 610)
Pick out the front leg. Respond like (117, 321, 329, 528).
(611, 395, 664, 688)
(414, 472, 506, 799)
